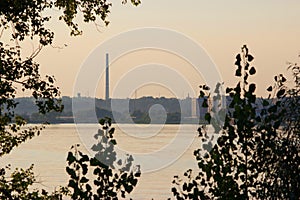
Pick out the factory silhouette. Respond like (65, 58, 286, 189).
(74, 53, 208, 124)
(14, 54, 209, 124)
(86, 53, 208, 123)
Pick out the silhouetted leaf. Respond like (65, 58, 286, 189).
(80, 177, 89, 183)
(99, 118, 105, 125)
(276, 89, 285, 98)
(110, 139, 117, 145)
(67, 152, 76, 165)
(249, 84, 256, 93)
(205, 113, 211, 123)
(200, 90, 205, 98)
(247, 54, 254, 62)
(281, 76, 287, 82)
(249, 67, 256, 75)
(267, 86, 273, 92)
(226, 87, 233, 93)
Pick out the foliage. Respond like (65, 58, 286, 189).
(0, 0, 141, 155)
(0, 0, 141, 199)
(0, 164, 68, 199)
(65, 117, 141, 199)
(172, 45, 300, 199)
(258, 62, 300, 199)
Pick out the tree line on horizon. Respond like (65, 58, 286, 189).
(12, 96, 206, 124)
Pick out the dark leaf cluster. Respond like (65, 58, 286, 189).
(172, 46, 300, 199)
(66, 118, 141, 199)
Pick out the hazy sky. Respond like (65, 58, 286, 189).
(27, 0, 300, 98)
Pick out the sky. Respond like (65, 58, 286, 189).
(25, 0, 300, 99)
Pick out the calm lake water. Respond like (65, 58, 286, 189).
(1, 123, 204, 199)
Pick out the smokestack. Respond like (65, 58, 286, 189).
(105, 53, 109, 100)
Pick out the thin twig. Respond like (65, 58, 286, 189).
(29, 44, 43, 59)
(0, 27, 5, 38)
(0, 76, 26, 85)
(94, 21, 103, 33)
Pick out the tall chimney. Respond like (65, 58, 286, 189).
(105, 53, 109, 100)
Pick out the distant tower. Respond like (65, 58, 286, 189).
(105, 53, 109, 100)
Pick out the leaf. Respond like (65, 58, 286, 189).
(131, 178, 138, 186)
(274, 120, 281, 129)
(183, 183, 187, 191)
(236, 54, 241, 61)
(263, 100, 269, 106)
(110, 139, 117, 145)
(68, 179, 77, 188)
(249, 83, 256, 93)
(108, 127, 115, 135)
(226, 87, 233, 93)
(267, 86, 273, 92)
(249, 67, 256, 75)
(99, 118, 105, 125)
(67, 152, 76, 165)
(107, 117, 112, 126)
(200, 90, 205, 98)
(79, 152, 89, 162)
(48, 76, 54, 83)
(276, 89, 285, 98)
(117, 159, 122, 165)
(281, 76, 287, 82)
(81, 164, 88, 175)
(80, 177, 89, 183)
(203, 85, 210, 90)
(90, 157, 99, 166)
(235, 66, 242, 77)
(247, 54, 254, 62)
(86, 184, 92, 191)
(245, 62, 250, 70)
(202, 99, 208, 108)
(204, 113, 211, 123)
(66, 167, 77, 179)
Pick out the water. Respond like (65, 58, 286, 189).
(0, 124, 202, 199)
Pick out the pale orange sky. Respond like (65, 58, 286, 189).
(22, 0, 300, 98)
